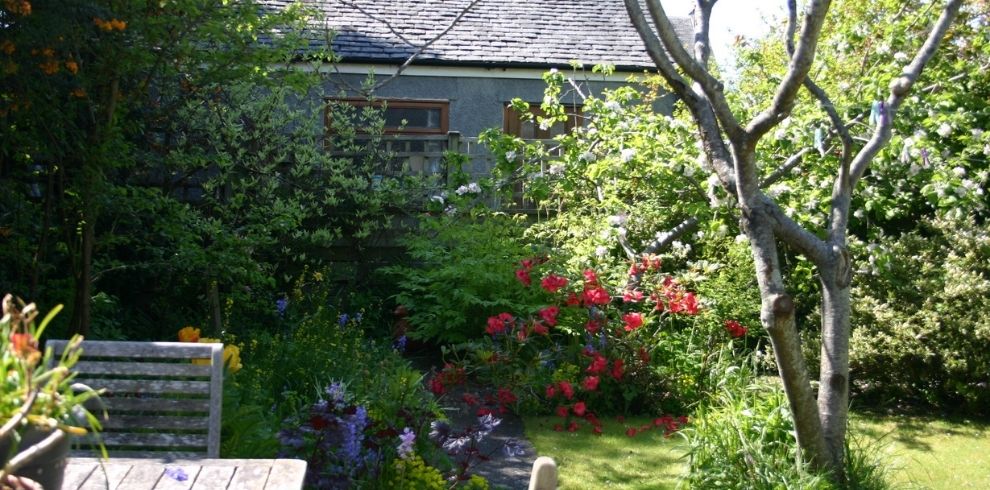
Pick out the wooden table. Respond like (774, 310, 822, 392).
(63, 458, 307, 490)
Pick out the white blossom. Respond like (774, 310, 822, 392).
(455, 182, 482, 195)
(893, 51, 909, 63)
(539, 119, 553, 131)
(547, 164, 565, 176)
(608, 213, 628, 226)
(578, 151, 596, 162)
(430, 195, 445, 204)
(505, 150, 518, 161)
(604, 100, 622, 113)
(617, 227, 627, 238)
(595, 245, 609, 257)
(854, 209, 865, 219)
(909, 163, 921, 177)
(937, 123, 953, 138)
(620, 148, 636, 162)
(970, 128, 984, 138)
(735, 234, 749, 244)
(952, 166, 967, 178)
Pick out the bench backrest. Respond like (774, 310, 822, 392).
(48, 340, 224, 458)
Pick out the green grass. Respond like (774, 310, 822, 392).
(522, 415, 687, 489)
(851, 414, 990, 489)
(524, 413, 990, 489)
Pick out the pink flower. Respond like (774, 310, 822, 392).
(626, 427, 637, 437)
(515, 268, 532, 286)
(587, 354, 607, 374)
(582, 287, 611, 306)
(538, 306, 560, 326)
(622, 312, 644, 331)
(546, 384, 557, 398)
(556, 406, 569, 418)
(582, 376, 600, 391)
(532, 322, 549, 336)
(573, 401, 587, 417)
(622, 289, 644, 303)
(583, 269, 599, 285)
(565, 292, 581, 307)
(567, 421, 579, 432)
(540, 274, 569, 293)
(585, 320, 601, 334)
(610, 359, 625, 380)
(486, 313, 514, 335)
(683, 292, 699, 315)
(558, 381, 575, 400)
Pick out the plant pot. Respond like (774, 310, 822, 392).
(0, 427, 70, 490)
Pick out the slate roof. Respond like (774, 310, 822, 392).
(273, 0, 692, 71)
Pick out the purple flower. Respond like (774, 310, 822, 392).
(164, 468, 188, 482)
(276, 297, 288, 317)
(393, 335, 407, 352)
(338, 313, 349, 327)
(397, 427, 416, 459)
(325, 382, 346, 407)
(340, 406, 367, 465)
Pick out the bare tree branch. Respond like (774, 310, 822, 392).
(759, 195, 830, 268)
(622, 0, 695, 102)
(746, 0, 832, 140)
(761, 147, 811, 188)
(643, 0, 744, 141)
(691, 0, 717, 65)
(336, 0, 484, 94)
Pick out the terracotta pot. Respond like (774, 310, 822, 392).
(0, 427, 70, 490)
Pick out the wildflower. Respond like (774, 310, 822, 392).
(540, 274, 569, 293)
(582, 376, 600, 391)
(604, 100, 621, 112)
(177, 326, 200, 343)
(538, 306, 559, 326)
(638, 347, 651, 364)
(893, 51, 909, 63)
(397, 428, 415, 459)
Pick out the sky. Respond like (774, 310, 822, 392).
(660, 0, 786, 68)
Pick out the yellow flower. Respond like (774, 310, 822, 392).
(193, 338, 241, 373)
(177, 326, 200, 342)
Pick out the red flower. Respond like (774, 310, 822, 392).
(565, 292, 581, 307)
(520, 259, 535, 270)
(567, 421, 579, 432)
(622, 312, 644, 331)
(545, 384, 557, 398)
(585, 320, 601, 334)
(538, 306, 560, 326)
(638, 347, 651, 363)
(532, 322, 549, 336)
(554, 424, 564, 432)
(462, 393, 480, 406)
(515, 268, 532, 286)
(683, 292, 699, 315)
(497, 387, 518, 405)
(593, 425, 603, 436)
(582, 287, 611, 306)
(724, 319, 748, 338)
(628, 263, 643, 276)
(622, 289, 644, 303)
(486, 313, 515, 335)
(428, 377, 445, 395)
(540, 274, 569, 293)
(583, 269, 599, 285)
(572, 401, 587, 417)
(556, 406, 569, 418)
(626, 427, 637, 437)
(587, 354, 607, 374)
(642, 254, 662, 271)
(582, 376, 600, 391)
(610, 359, 625, 380)
(558, 381, 575, 400)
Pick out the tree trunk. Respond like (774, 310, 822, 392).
(743, 209, 831, 472)
(69, 217, 94, 337)
(817, 260, 852, 472)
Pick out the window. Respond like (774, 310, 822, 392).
(503, 103, 581, 139)
(328, 98, 449, 134)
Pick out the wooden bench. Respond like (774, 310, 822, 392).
(48, 340, 224, 458)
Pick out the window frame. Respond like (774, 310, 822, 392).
(327, 97, 450, 135)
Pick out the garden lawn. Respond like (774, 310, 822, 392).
(524, 413, 990, 489)
(851, 414, 990, 489)
(522, 415, 687, 489)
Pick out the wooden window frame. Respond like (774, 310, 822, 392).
(327, 97, 449, 135)
(503, 103, 582, 139)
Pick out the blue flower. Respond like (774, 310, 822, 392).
(338, 313, 349, 327)
(276, 297, 288, 317)
(164, 468, 188, 482)
(393, 335, 407, 352)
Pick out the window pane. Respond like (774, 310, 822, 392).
(385, 107, 441, 129)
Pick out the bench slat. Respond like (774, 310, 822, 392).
(100, 415, 210, 431)
(75, 360, 212, 377)
(74, 378, 211, 395)
(85, 432, 209, 448)
(102, 397, 210, 413)
(49, 340, 219, 359)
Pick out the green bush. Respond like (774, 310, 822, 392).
(849, 216, 990, 414)
(382, 211, 546, 344)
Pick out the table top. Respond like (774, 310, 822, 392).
(63, 458, 307, 490)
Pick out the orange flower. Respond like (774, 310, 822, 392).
(110, 19, 127, 31)
(0, 40, 14, 55)
(177, 325, 201, 342)
(3, 0, 31, 16)
(9, 332, 39, 361)
(93, 17, 113, 31)
(70, 88, 87, 98)
(39, 59, 59, 75)
(65, 60, 78, 74)
(40, 47, 54, 57)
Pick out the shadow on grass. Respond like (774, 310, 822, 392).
(853, 412, 990, 452)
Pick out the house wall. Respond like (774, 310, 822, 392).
(325, 71, 675, 138)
